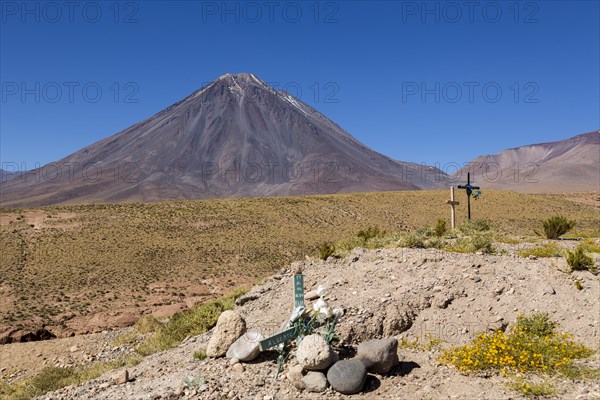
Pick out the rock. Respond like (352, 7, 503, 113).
(542, 284, 555, 295)
(114, 369, 129, 384)
(296, 334, 335, 371)
(235, 293, 260, 306)
(231, 363, 245, 373)
(226, 331, 264, 362)
(206, 311, 246, 358)
(301, 371, 328, 393)
(287, 364, 305, 390)
(304, 290, 320, 301)
(69, 345, 79, 353)
(357, 338, 399, 374)
(382, 304, 415, 336)
(327, 359, 367, 395)
(474, 276, 482, 283)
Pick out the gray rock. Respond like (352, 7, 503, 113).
(474, 276, 482, 283)
(286, 364, 305, 390)
(235, 292, 260, 306)
(226, 331, 263, 362)
(542, 284, 555, 295)
(296, 334, 335, 371)
(357, 338, 399, 374)
(301, 371, 328, 393)
(206, 311, 246, 358)
(327, 359, 367, 395)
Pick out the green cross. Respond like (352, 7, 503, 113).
(259, 273, 305, 351)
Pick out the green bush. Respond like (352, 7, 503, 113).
(456, 220, 493, 235)
(434, 219, 447, 237)
(537, 215, 576, 239)
(319, 242, 335, 260)
(566, 246, 595, 273)
(514, 312, 555, 338)
(357, 226, 385, 244)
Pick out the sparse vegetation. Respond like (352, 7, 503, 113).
(136, 288, 246, 356)
(566, 246, 595, 273)
(440, 313, 595, 396)
(0, 191, 597, 333)
(357, 226, 385, 244)
(192, 351, 207, 360)
(574, 280, 583, 290)
(0, 355, 141, 400)
(434, 219, 447, 237)
(319, 242, 336, 260)
(518, 242, 563, 258)
(445, 220, 495, 254)
(536, 215, 576, 239)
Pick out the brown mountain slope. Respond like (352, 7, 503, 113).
(0, 73, 446, 208)
(453, 131, 599, 192)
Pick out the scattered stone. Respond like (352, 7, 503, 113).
(327, 359, 367, 395)
(231, 363, 245, 373)
(296, 334, 335, 371)
(474, 276, 482, 283)
(69, 345, 79, 353)
(542, 284, 556, 295)
(226, 332, 264, 362)
(206, 311, 246, 358)
(114, 369, 129, 384)
(301, 371, 328, 393)
(357, 338, 399, 374)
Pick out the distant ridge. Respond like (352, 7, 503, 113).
(453, 131, 599, 193)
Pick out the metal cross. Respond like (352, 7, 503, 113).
(457, 172, 480, 221)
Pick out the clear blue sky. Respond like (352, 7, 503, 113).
(1, 0, 598, 171)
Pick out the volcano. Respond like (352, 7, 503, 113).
(0, 73, 446, 207)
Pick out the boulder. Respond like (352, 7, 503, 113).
(296, 334, 335, 371)
(357, 338, 399, 374)
(301, 371, 328, 393)
(226, 331, 263, 362)
(327, 359, 367, 395)
(206, 311, 246, 358)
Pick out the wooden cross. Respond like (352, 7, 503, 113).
(259, 273, 305, 351)
(446, 186, 460, 228)
(457, 172, 480, 221)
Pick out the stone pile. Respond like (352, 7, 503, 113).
(207, 309, 401, 396)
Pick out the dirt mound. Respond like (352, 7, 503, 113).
(34, 245, 599, 399)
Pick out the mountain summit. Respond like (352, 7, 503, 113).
(1, 73, 445, 207)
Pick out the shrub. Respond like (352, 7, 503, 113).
(536, 215, 576, 239)
(434, 219, 447, 237)
(357, 226, 385, 244)
(399, 228, 445, 249)
(192, 350, 207, 360)
(518, 243, 563, 258)
(440, 313, 593, 376)
(579, 238, 600, 253)
(319, 242, 335, 260)
(457, 220, 492, 236)
(566, 246, 595, 273)
(513, 312, 555, 338)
